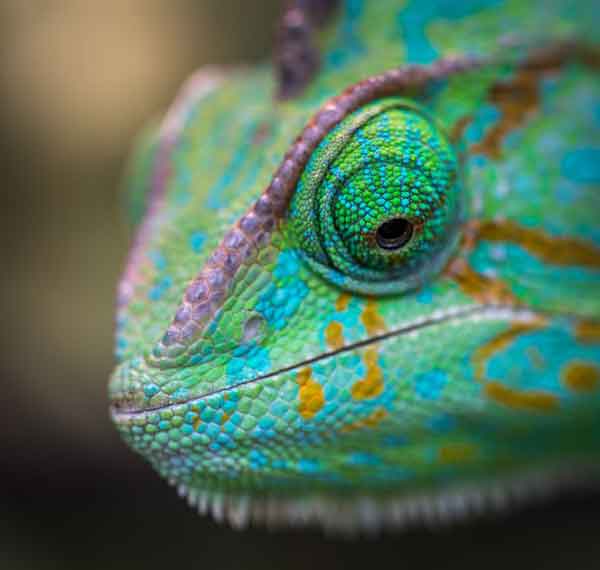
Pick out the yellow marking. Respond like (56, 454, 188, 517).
(341, 408, 388, 433)
(192, 416, 201, 432)
(562, 361, 600, 393)
(336, 292, 352, 312)
(470, 68, 541, 160)
(325, 321, 345, 350)
(439, 443, 477, 464)
(220, 411, 230, 425)
(472, 322, 546, 380)
(575, 320, 600, 344)
(478, 220, 600, 269)
(485, 381, 558, 411)
(296, 367, 324, 420)
(445, 258, 517, 305)
(472, 321, 559, 412)
(351, 348, 384, 400)
(361, 299, 386, 336)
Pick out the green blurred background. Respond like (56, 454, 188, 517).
(1, 2, 599, 568)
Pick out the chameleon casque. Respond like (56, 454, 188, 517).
(109, 0, 600, 531)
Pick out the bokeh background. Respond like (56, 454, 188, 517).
(1, 2, 599, 569)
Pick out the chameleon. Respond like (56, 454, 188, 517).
(109, 0, 600, 532)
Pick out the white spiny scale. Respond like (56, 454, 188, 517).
(163, 465, 599, 534)
(226, 495, 250, 530)
(196, 492, 209, 515)
(210, 493, 225, 522)
(186, 489, 198, 507)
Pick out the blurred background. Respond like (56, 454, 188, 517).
(0, 2, 599, 569)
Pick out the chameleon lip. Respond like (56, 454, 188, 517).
(110, 303, 541, 418)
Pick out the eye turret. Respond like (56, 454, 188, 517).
(289, 98, 463, 295)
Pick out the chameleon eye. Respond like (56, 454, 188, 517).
(289, 98, 463, 295)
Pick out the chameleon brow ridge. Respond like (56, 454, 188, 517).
(116, 304, 540, 417)
(149, 41, 594, 367)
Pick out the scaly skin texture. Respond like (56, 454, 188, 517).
(109, 1, 600, 530)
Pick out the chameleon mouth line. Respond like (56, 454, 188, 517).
(112, 303, 540, 418)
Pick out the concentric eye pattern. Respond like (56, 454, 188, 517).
(289, 98, 462, 295)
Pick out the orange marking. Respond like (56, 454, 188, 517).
(470, 69, 542, 159)
(220, 411, 230, 425)
(351, 348, 384, 400)
(445, 257, 517, 305)
(325, 321, 344, 350)
(341, 408, 388, 433)
(472, 321, 559, 412)
(335, 292, 352, 312)
(192, 416, 201, 432)
(478, 220, 600, 269)
(361, 299, 386, 336)
(449, 115, 473, 144)
(484, 382, 559, 412)
(575, 320, 600, 344)
(473, 322, 545, 379)
(562, 361, 600, 393)
(439, 443, 477, 464)
(468, 45, 600, 158)
(296, 367, 325, 420)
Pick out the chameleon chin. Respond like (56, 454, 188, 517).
(108, 0, 600, 533)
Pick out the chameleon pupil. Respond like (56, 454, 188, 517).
(375, 218, 413, 251)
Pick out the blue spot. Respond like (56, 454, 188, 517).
(298, 459, 321, 474)
(189, 232, 205, 253)
(258, 417, 275, 430)
(172, 387, 189, 400)
(255, 278, 308, 330)
(147, 251, 166, 271)
(273, 250, 301, 279)
(206, 424, 220, 439)
(415, 369, 448, 400)
(148, 276, 172, 301)
(561, 148, 600, 184)
(143, 383, 159, 398)
(226, 343, 271, 385)
(270, 402, 287, 417)
(347, 452, 381, 466)
(416, 286, 433, 304)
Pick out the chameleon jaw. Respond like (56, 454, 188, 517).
(109, 303, 542, 419)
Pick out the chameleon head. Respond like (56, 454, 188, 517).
(109, 47, 600, 528)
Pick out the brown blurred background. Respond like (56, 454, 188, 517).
(0, 2, 599, 569)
